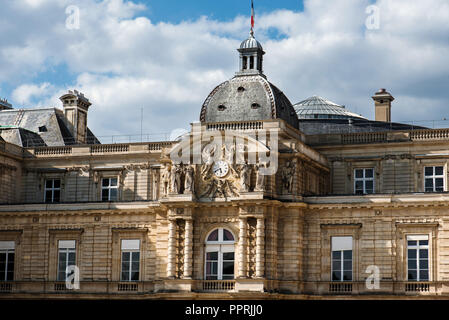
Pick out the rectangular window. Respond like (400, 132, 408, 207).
(121, 240, 140, 282)
(407, 235, 429, 281)
(45, 179, 61, 203)
(354, 168, 374, 194)
(0, 241, 15, 281)
(205, 251, 218, 280)
(331, 236, 352, 281)
(424, 166, 444, 192)
(57, 240, 76, 281)
(102, 177, 118, 201)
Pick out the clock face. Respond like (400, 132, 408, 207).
(213, 161, 229, 178)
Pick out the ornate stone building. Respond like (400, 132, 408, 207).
(1, 31, 449, 299)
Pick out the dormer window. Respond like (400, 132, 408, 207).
(251, 103, 260, 109)
(250, 56, 254, 69)
(218, 105, 226, 111)
(237, 87, 245, 93)
(38, 126, 47, 132)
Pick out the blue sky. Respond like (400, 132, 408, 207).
(1, 0, 449, 139)
(141, 0, 304, 24)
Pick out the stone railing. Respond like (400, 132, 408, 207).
(341, 132, 388, 145)
(328, 282, 353, 293)
(206, 121, 264, 131)
(199, 280, 236, 292)
(308, 128, 449, 146)
(90, 144, 129, 153)
(0, 141, 24, 157)
(34, 146, 73, 156)
(27, 141, 173, 158)
(405, 282, 431, 293)
(410, 129, 449, 141)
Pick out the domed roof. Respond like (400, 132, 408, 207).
(293, 96, 366, 120)
(240, 34, 263, 50)
(200, 75, 299, 129)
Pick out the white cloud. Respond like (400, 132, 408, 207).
(11, 82, 52, 106)
(1, 0, 449, 138)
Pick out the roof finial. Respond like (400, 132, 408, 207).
(250, 0, 255, 37)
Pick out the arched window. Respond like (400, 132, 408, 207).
(205, 228, 235, 280)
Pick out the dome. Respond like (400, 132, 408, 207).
(293, 96, 366, 120)
(240, 34, 263, 50)
(200, 75, 299, 129)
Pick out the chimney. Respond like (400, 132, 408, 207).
(59, 90, 92, 144)
(372, 88, 394, 122)
(0, 98, 13, 111)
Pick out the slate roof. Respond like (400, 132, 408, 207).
(0, 108, 99, 147)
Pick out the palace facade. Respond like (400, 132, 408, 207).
(1, 31, 449, 299)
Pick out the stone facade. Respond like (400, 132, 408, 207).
(1, 32, 449, 300)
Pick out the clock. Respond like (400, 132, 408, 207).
(212, 161, 229, 178)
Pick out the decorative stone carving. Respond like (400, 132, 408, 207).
(240, 162, 252, 192)
(281, 159, 296, 194)
(161, 165, 171, 197)
(170, 164, 183, 194)
(184, 165, 195, 193)
(254, 162, 266, 192)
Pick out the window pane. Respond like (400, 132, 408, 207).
(365, 181, 374, 190)
(435, 166, 444, 176)
(207, 230, 218, 242)
(110, 188, 117, 201)
(223, 229, 234, 241)
(408, 249, 416, 258)
(355, 181, 363, 190)
(132, 262, 140, 271)
(332, 261, 341, 271)
(54, 179, 61, 188)
(102, 179, 109, 187)
(365, 169, 374, 178)
(222, 262, 234, 275)
(132, 252, 140, 262)
(206, 275, 218, 280)
(419, 249, 428, 258)
(46, 180, 53, 188)
(121, 272, 129, 281)
(343, 260, 352, 270)
(110, 178, 118, 186)
(222, 275, 234, 280)
(408, 259, 416, 270)
(419, 270, 429, 281)
(425, 179, 433, 188)
(419, 259, 428, 270)
(419, 240, 429, 246)
(425, 167, 433, 176)
(122, 262, 130, 272)
(408, 270, 417, 281)
(343, 250, 352, 260)
(332, 251, 341, 260)
(407, 240, 417, 246)
(206, 252, 218, 260)
(122, 252, 130, 261)
(223, 252, 234, 260)
(332, 271, 341, 281)
(53, 190, 60, 202)
(131, 271, 139, 281)
(436, 178, 444, 187)
(102, 189, 109, 201)
(68, 252, 76, 264)
(355, 170, 363, 178)
(343, 271, 352, 281)
(45, 191, 53, 203)
(6, 271, 14, 281)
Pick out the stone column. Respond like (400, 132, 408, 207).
(256, 217, 265, 278)
(183, 219, 193, 279)
(167, 219, 176, 278)
(238, 217, 248, 278)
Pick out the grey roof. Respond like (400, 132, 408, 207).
(294, 96, 366, 120)
(240, 34, 263, 50)
(0, 108, 99, 147)
(200, 75, 299, 129)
